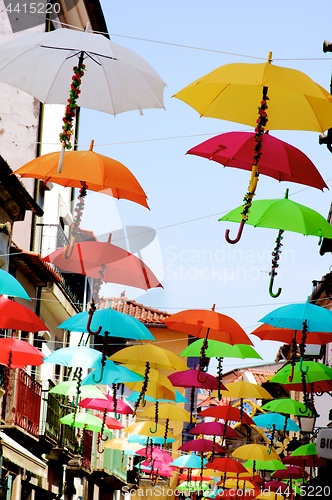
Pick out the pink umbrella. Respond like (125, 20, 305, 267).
(79, 394, 134, 415)
(168, 369, 225, 422)
(189, 421, 241, 439)
(136, 447, 173, 463)
(272, 465, 307, 480)
(179, 438, 226, 454)
(96, 413, 124, 430)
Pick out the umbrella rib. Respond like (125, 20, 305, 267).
(40, 45, 117, 63)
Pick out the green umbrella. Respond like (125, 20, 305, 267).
(180, 339, 262, 359)
(60, 412, 112, 433)
(243, 459, 286, 471)
(176, 481, 210, 492)
(219, 189, 332, 297)
(290, 442, 317, 457)
(261, 398, 313, 416)
(270, 361, 332, 390)
(49, 381, 107, 400)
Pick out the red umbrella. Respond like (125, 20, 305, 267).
(208, 457, 248, 474)
(199, 405, 255, 425)
(189, 421, 241, 439)
(272, 465, 307, 480)
(187, 131, 327, 191)
(0, 297, 48, 332)
(283, 454, 327, 468)
(251, 323, 332, 345)
(0, 338, 44, 368)
(179, 438, 226, 454)
(264, 480, 292, 493)
(79, 394, 133, 415)
(168, 369, 225, 422)
(96, 413, 124, 430)
(43, 236, 162, 291)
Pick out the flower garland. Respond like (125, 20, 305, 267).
(269, 229, 284, 279)
(241, 91, 269, 221)
(59, 64, 86, 150)
(70, 181, 88, 239)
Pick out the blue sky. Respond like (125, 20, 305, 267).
(78, 1, 332, 370)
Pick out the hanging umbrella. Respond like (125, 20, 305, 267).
(0, 28, 165, 115)
(0, 338, 44, 368)
(126, 390, 188, 405)
(176, 481, 211, 493)
(104, 437, 141, 453)
(179, 438, 226, 454)
(81, 360, 144, 385)
(174, 55, 332, 244)
(128, 434, 175, 445)
(261, 398, 313, 417)
(272, 465, 307, 480)
(256, 493, 285, 500)
(189, 421, 241, 439)
(219, 190, 332, 297)
(0, 296, 48, 332)
(42, 345, 102, 369)
(264, 480, 293, 494)
(208, 457, 248, 474)
(199, 404, 255, 425)
(290, 442, 318, 457)
(79, 394, 133, 415)
(48, 381, 107, 400)
(95, 413, 124, 430)
(270, 360, 332, 392)
(123, 421, 174, 439)
(283, 454, 327, 468)
(232, 444, 279, 462)
(58, 307, 155, 340)
(215, 381, 273, 400)
(243, 459, 286, 472)
(60, 412, 112, 433)
(251, 324, 332, 347)
(0, 269, 30, 300)
(187, 131, 327, 191)
(170, 453, 207, 469)
(136, 446, 173, 463)
(252, 413, 300, 432)
(140, 401, 192, 434)
(180, 339, 261, 360)
(43, 236, 162, 291)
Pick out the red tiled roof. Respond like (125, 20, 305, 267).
(98, 296, 170, 325)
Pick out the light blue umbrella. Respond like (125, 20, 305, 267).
(0, 269, 30, 300)
(259, 302, 332, 332)
(170, 453, 207, 469)
(253, 412, 300, 432)
(128, 434, 175, 445)
(82, 360, 144, 385)
(43, 346, 102, 369)
(126, 389, 188, 404)
(58, 307, 155, 340)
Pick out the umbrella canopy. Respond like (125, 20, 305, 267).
(180, 339, 262, 360)
(0, 269, 30, 300)
(125, 370, 176, 402)
(170, 453, 207, 469)
(251, 324, 332, 346)
(136, 446, 173, 462)
(173, 58, 332, 132)
(42, 346, 102, 369)
(179, 438, 226, 454)
(199, 405, 255, 425)
(0, 297, 48, 332)
(168, 369, 222, 390)
(104, 437, 141, 453)
(269, 360, 332, 391)
(0, 28, 165, 115)
(189, 421, 241, 439)
(176, 481, 211, 492)
(82, 360, 144, 386)
(140, 402, 192, 422)
(214, 381, 272, 400)
(272, 465, 305, 480)
(259, 302, 332, 332)
(0, 338, 44, 367)
(79, 394, 133, 415)
(261, 398, 313, 416)
(252, 413, 300, 432)
(109, 344, 188, 371)
(243, 459, 286, 472)
(60, 412, 111, 433)
(43, 239, 162, 291)
(123, 421, 174, 439)
(208, 457, 248, 474)
(283, 454, 326, 468)
(264, 480, 292, 494)
(58, 307, 155, 340)
(48, 381, 107, 400)
(219, 195, 332, 237)
(15, 148, 149, 209)
(128, 434, 175, 445)
(164, 307, 253, 345)
(290, 442, 318, 457)
(126, 390, 188, 404)
(232, 444, 279, 462)
(187, 131, 327, 191)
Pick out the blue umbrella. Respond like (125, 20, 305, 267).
(128, 434, 175, 445)
(82, 360, 144, 385)
(0, 269, 30, 300)
(58, 307, 155, 340)
(126, 389, 188, 404)
(253, 413, 300, 432)
(170, 453, 208, 469)
(43, 345, 102, 369)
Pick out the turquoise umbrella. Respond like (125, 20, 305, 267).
(127, 434, 175, 444)
(58, 307, 155, 340)
(170, 453, 208, 469)
(82, 360, 144, 385)
(253, 413, 300, 432)
(126, 389, 188, 404)
(0, 269, 30, 300)
(43, 345, 102, 369)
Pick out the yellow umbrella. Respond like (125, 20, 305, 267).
(212, 381, 272, 400)
(140, 402, 192, 422)
(174, 54, 332, 244)
(256, 493, 284, 500)
(110, 345, 187, 415)
(232, 444, 279, 462)
(223, 478, 258, 490)
(125, 370, 176, 402)
(123, 421, 174, 439)
(104, 437, 141, 452)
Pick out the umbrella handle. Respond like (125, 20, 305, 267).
(63, 236, 76, 259)
(268, 274, 282, 298)
(288, 363, 295, 383)
(149, 422, 158, 434)
(225, 220, 245, 244)
(86, 306, 102, 336)
(299, 357, 308, 375)
(197, 365, 207, 383)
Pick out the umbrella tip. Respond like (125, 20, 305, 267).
(89, 140, 94, 151)
(268, 51, 273, 63)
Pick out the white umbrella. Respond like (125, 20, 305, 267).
(0, 27, 166, 115)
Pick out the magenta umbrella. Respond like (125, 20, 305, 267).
(79, 393, 134, 416)
(136, 447, 173, 463)
(189, 421, 241, 442)
(283, 454, 326, 468)
(264, 480, 293, 494)
(272, 465, 307, 480)
(187, 131, 327, 191)
(168, 369, 225, 422)
(179, 438, 226, 454)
